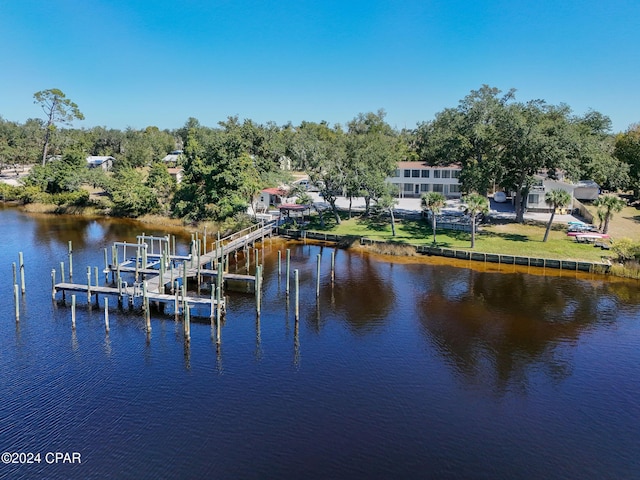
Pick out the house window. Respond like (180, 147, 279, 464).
(403, 183, 413, 192)
(528, 194, 540, 204)
(404, 170, 411, 178)
(421, 170, 430, 178)
(451, 170, 460, 178)
(392, 169, 400, 177)
(412, 169, 420, 178)
(433, 170, 441, 178)
(420, 184, 429, 192)
(433, 184, 444, 192)
(449, 184, 460, 193)
(442, 170, 451, 178)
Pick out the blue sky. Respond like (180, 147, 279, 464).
(1, 0, 638, 132)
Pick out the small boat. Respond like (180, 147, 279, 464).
(574, 233, 610, 243)
(567, 229, 602, 237)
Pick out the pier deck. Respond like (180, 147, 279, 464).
(53, 221, 274, 317)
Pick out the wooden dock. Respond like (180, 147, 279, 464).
(53, 221, 275, 318)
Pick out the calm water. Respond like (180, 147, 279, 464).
(1, 206, 639, 479)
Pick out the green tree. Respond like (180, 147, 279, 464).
(543, 189, 572, 242)
(421, 192, 446, 244)
(569, 111, 628, 192)
(499, 101, 574, 223)
(614, 124, 640, 197)
(417, 85, 514, 195)
(109, 168, 158, 217)
(375, 185, 399, 236)
(24, 147, 86, 193)
(172, 126, 262, 222)
(33, 89, 84, 166)
(291, 121, 346, 224)
(146, 162, 176, 214)
(461, 193, 489, 248)
(594, 194, 626, 234)
(345, 110, 403, 216)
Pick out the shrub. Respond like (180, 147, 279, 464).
(19, 186, 52, 204)
(0, 183, 20, 201)
(611, 237, 640, 262)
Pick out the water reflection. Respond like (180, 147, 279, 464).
(293, 319, 300, 369)
(316, 253, 396, 333)
(255, 314, 263, 362)
(414, 268, 622, 393)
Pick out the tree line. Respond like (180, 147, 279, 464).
(0, 86, 639, 224)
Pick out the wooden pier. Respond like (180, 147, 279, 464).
(53, 221, 275, 318)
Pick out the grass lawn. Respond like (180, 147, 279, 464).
(304, 213, 612, 263)
(584, 202, 640, 239)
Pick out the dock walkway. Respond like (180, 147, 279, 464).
(53, 220, 275, 317)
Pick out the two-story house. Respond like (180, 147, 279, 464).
(386, 161, 462, 198)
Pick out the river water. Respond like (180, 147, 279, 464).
(1, 206, 639, 479)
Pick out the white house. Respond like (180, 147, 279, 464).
(86, 156, 114, 170)
(523, 175, 576, 213)
(167, 167, 184, 184)
(256, 187, 288, 211)
(386, 162, 462, 198)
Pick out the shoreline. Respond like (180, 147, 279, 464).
(4, 202, 638, 280)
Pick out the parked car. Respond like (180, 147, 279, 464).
(493, 191, 507, 203)
(294, 178, 321, 192)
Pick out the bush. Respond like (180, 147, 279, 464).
(19, 186, 52, 204)
(611, 237, 640, 262)
(0, 183, 20, 201)
(52, 190, 90, 206)
(218, 213, 254, 237)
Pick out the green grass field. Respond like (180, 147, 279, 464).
(303, 213, 611, 262)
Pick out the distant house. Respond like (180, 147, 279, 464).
(86, 156, 114, 170)
(161, 150, 183, 165)
(386, 162, 462, 198)
(167, 166, 184, 184)
(256, 187, 288, 211)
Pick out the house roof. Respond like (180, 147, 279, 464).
(576, 180, 600, 188)
(162, 153, 182, 163)
(86, 156, 114, 165)
(396, 161, 462, 169)
(278, 203, 308, 211)
(262, 187, 287, 196)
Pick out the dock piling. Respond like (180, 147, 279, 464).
(19, 252, 25, 294)
(14, 284, 19, 321)
(286, 249, 291, 296)
(68, 241, 73, 280)
(86, 267, 92, 305)
(316, 253, 321, 297)
(331, 251, 335, 283)
(255, 265, 262, 315)
(294, 269, 299, 320)
(71, 295, 76, 328)
(104, 297, 110, 333)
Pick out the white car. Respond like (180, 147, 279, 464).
(493, 192, 507, 203)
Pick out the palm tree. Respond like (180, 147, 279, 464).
(594, 195, 626, 234)
(461, 193, 489, 248)
(421, 192, 446, 244)
(543, 189, 572, 242)
(376, 189, 399, 236)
